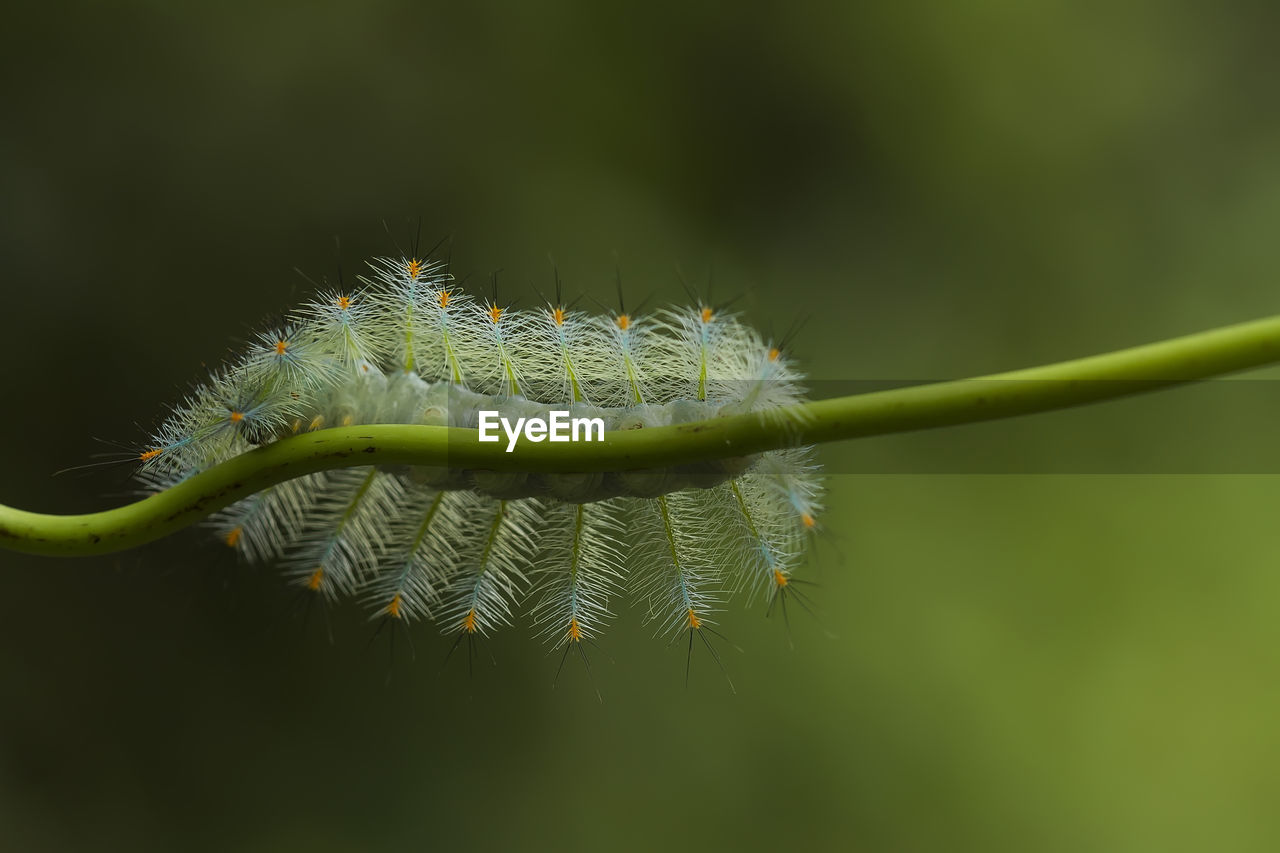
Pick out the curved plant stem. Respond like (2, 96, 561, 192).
(5, 313, 1280, 557)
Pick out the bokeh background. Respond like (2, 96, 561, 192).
(4, 2, 1280, 850)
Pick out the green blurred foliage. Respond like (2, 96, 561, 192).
(3, 2, 1280, 850)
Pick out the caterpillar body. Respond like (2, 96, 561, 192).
(134, 255, 824, 672)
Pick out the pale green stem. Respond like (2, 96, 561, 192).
(4, 313, 1280, 557)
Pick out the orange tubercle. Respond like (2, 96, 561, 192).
(488, 304, 504, 324)
(687, 608, 702, 630)
(616, 314, 630, 331)
(275, 339, 289, 355)
(336, 295, 352, 310)
(438, 291, 451, 308)
(568, 617, 582, 642)
(552, 306, 566, 326)
(768, 347, 780, 362)
(229, 411, 244, 423)
(387, 593, 403, 619)
(801, 513, 816, 529)
(700, 306, 714, 324)
(462, 608, 478, 634)
(773, 569, 789, 588)
(138, 448, 162, 462)
(224, 526, 243, 548)
(407, 258, 423, 279)
(306, 568, 324, 591)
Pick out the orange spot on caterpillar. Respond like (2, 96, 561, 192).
(462, 608, 478, 633)
(568, 617, 582, 642)
(438, 291, 451, 309)
(224, 526, 243, 548)
(275, 339, 289, 355)
(308, 415, 325, 431)
(138, 448, 162, 462)
(387, 593, 403, 619)
(768, 347, 780, 362)
(340, 414, 354, 426)
(616, 314, 631, 331)
(336, 295, 352, 310)
(552, 306, 566, 326)
(290, 418, 302, 434)
(773, 569, 788, 588)
(407, 258, 423, 280)
(700, 306, 714, 324)
(488, 304, 504, 324)
(801, 513, 816, 529)
(687, 608, 702, 630)
(229, 411, 244, 423)
(306, 568, 324, 591)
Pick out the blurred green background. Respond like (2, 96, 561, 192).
(4, 2, 1280, 850)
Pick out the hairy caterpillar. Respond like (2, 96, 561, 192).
(130, 253, 824, 679)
